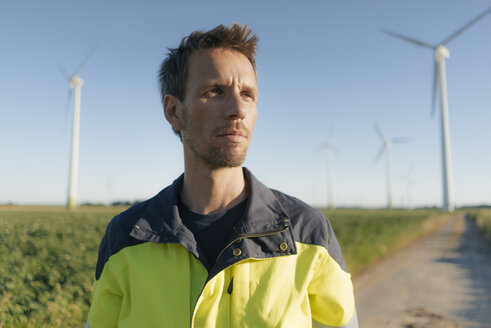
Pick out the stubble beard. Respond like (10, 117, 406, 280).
(181, 117, 250, 170)
(204, 143, 249, 169)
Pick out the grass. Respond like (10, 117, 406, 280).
(323, 209, 451, 275)
(467, 209, 491, 246)
(0, 205, 450, 327)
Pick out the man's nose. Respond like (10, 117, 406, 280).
(225, 92, 247, 120)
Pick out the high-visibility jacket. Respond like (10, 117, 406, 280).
(86, 168, 357, 327)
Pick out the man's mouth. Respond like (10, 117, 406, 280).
(217, 129, 246, 137)
(216, 128, 248, 142)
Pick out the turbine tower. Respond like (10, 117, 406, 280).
(383, 6, 491, 212)
(373, 124, 410, 209)
(401, 166, 415, 210)
(61, 46, 96, 210)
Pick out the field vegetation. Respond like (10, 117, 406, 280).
(467, 209, 491, 246)
(0, 206, 450, 327)
(323, 208, 451, 274)
(0, 206, 122, 328)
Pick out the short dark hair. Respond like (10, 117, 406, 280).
(158, 23, 258, 103)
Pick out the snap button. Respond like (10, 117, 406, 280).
(279, 242, 288, 251)
(233, 248, 242, 256)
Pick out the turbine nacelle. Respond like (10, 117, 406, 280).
(435, 45, 450, 61)
(70, 76, 84, 89)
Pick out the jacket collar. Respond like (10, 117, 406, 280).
(129, 167, 297, 275)
(130, 167, 290, 241)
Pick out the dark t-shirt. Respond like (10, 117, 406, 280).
(178, 196, 247, 269)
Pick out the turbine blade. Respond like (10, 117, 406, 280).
(59, 65, 71, 81)
(72, 44, 98, 77)
(391, 137, 411, 144)
(374, 146, 385, 165)
(382, 28, 436, 49)
(431, 61, 439, 118)
(441, 6, 491, 45)
(373, 123, 385, 142)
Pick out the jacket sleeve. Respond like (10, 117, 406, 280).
(308, 221, 358, 328)
(86, 228, 123, 328)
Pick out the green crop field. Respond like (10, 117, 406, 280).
(0, 206, 122, 328)
(0, 206, 450, 327)
(323, 209, 451, 274)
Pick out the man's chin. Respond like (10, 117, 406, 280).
(205, 148, 248, 169)
(207, 157, 246, 170)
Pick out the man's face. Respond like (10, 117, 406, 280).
(179, 48, 258, 169)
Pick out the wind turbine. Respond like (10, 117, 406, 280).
(400, 166, 415, 210)
(60, 46, 97, 210)
(319, 129, 337, 209)
(383, 6, 491, 212)
(373, 123, 410, 209)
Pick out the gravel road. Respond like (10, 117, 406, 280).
(354, 214, 491, 328)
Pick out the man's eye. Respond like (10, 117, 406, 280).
(242, 92, 255, 101)
(208, 87, 222, 95)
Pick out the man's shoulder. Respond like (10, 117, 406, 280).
(103, 176, 181, 247)
(270, 189, 329, 249)
(95, 197, 157, 279)
(103, 198, 155, 253)
(269, 187, 348, 272)
(109, 199, 153, 231)
(271, 189, 325, 221)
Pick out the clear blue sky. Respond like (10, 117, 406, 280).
(1, 0, 490, 208)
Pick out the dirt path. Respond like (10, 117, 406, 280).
(354, 214, 491, 328)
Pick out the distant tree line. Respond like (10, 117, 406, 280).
(80, 200, 142, 207)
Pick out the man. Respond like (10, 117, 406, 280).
(87, 23, 357, 327)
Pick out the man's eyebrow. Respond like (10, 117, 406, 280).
(242, 82, 258, 92)
(198, 79, 256, 90)
(197, 80, 224, 89)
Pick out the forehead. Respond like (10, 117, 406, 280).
(185, 48, 257, 87)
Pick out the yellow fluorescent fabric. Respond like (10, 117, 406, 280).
(308, 248, 355, 326)
(87, 241, 355, 328)
(88, 242, 208, 327)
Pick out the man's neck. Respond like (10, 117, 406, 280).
(180, 165, 247, 215)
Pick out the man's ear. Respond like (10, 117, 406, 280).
(163, 94, 184, 132)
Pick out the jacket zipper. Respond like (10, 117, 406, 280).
(191, 225, 290, 327)
(227, 277, 234, 294)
